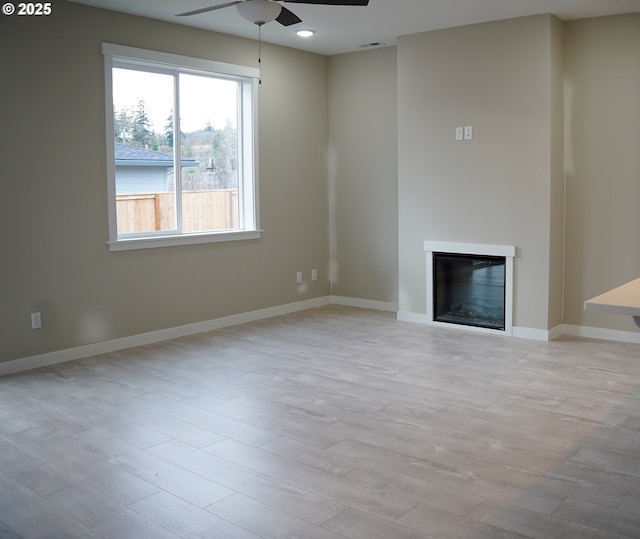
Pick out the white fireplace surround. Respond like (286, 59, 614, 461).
(424, 241, 516, 336)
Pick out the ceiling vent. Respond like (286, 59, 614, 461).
(358, 41, 387, 48)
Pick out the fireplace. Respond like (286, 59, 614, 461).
(425, 242, 516, 335)
(433, 253, 505, 330)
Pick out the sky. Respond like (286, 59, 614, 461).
(112, 68, 238, 133)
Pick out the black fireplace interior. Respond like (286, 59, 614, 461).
(433, 253, 506, 330)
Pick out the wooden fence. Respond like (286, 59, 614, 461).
(116, 190, 238, 234)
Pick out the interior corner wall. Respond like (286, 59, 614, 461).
(547, 15, 566, 330)
(563, 13, 640, 332)
(328, 46, 398, 305)
(0, 0, 330, 364)
(397, 15, 559, 332)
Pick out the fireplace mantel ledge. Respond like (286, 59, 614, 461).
(584, 278, 640, 317)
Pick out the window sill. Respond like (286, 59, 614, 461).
(107, 230, 263, 251)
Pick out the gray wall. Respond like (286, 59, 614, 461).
(328, 47, 398, 306)
(397, 15, 564, 332)
(2, 4, 639, 365)
(343, 13, 640, 335)
(395, 12, 640, 334)
(0, 1, 330, 363)
(563, 14, 640, 331)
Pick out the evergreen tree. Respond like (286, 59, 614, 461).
(132, 100, 153, 148)
(165, 113, 174, 148)
(114, 106, 134, 144)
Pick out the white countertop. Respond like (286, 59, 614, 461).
(584, 278, 640, 316)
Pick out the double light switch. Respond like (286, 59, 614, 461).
(456, 126, 473, 141)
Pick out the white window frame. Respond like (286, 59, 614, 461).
(102, 43, 262, 251)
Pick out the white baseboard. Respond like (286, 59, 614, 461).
(331, 296, 398, 312)
(512, 326, 556, 341)
(5, 299, 640, 377)
(396, 311, 430, 324)
(0, 296, 331, 377)
(562, 324, 640, 344)
(398, 312, 563, 342)
(548, 324, 566, 341)
(397, 312, 640, 344)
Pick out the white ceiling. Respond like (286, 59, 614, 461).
(69, 0, 640, 55)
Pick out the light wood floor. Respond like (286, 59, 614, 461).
(2, 305, 640, 538)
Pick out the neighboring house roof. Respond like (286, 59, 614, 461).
(114, 143, 199, 167)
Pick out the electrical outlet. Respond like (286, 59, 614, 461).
(296, 271, 303, 284)
(31, 312, 42, 330)
(464, 125, 473, 140)
(311, 269, 318, 282)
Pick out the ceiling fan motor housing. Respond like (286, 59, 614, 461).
(177, 0, 368, 27)
(237, 0, 282, 25)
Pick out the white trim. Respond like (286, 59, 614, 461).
(107, 229, 263, 251)
(562, 324, 640, 344)
(0, 297, 331, 377)
(397, 317, 640, 344)
(331, 296, 398, 312)
(548, 324, 566, 341)
(104, 50, 118, 242)
(102, 42, 260, 249)
(512, 326, 554, 341)
(102, 43, 259, 79)
(424, 241, 515, 258)
(243, 77, 260, 232)
(397, 311, 431, 325)
(5, 300, 640, 377)
(424, 241, 516, 336)
(399, 312, 561, 342)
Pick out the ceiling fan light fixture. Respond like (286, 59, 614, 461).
(237, 0, 282, 25)
(296, 29, 316, 37)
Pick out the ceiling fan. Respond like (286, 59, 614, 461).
(177, 0, 369, 27)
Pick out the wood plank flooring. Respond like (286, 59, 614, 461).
(2, 305, 640, 538)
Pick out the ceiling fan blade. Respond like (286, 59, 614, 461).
(176, 1, 241, 17)
(283, 0, 368, 5)
(276, 6, 302, 26)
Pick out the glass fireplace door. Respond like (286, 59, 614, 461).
(433, 253, 506, 330)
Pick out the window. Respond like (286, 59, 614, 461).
(102, 43, 261, 251)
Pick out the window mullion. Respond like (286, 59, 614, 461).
(173, 73, 183, 232)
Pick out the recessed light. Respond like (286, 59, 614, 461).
(296, 29, 316, 38)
